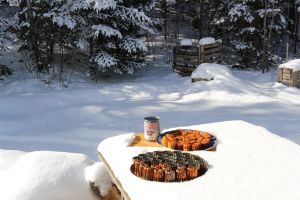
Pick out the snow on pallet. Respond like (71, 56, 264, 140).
(278, 59, 300, 88)
(173, 38, 222, 74)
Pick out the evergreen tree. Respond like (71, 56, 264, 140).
(17, 0, 153, 77)
(18, 0, 75, 73)
(214, 0, 288, 69)
(0, 1, 18, 53)
(72, 0, 153, 75)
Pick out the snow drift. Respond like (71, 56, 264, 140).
(0, 150, 111, 200)
(191, 63, 232, 81)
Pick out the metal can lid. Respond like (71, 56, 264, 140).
(144, 116, 160, 121)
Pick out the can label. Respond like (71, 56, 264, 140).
(144, 116, 160, 141)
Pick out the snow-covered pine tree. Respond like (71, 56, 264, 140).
(0, 1, 18, 53)
(0, 0, 19, 78)
(18, 0, 153, 76)
(220, 0, 287, 68)
(18, 0, 76, 73)
(69, 0, 153, 75)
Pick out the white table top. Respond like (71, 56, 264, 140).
(98, 120, 300, 200)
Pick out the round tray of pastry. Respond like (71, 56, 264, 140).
(157, 129, 217, 151)
(130, 151, 208, 182)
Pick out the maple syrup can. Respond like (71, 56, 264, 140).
(144, 116, 160, 141)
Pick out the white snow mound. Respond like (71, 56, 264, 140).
(279, 59, 300, 72)
(199, 37, 215, 45)
(85, 162, 112, 196)
(180, 39, 193, 46)
(0, 150, 99, 200)
(191, 63, 232, 80)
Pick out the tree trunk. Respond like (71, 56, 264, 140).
(26, 0, 43, 73)
(262, 0, 268, 73)
(198, 0, 203, 38)
(294, 1, 298, 55)
(266, 1, 275, 72)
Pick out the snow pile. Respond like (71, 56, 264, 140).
(180, 39, 193, 46)
(199, 37, 215, 45)
(279, 59, 300, 72)
(191, 63, 232, 80)
(0, 150, 111, 200)
(85, 162, 112, 196)
(98, 121, 300, 200)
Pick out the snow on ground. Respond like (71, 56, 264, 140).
(191, 63, 231, 80)
(0, 43, 300, 161)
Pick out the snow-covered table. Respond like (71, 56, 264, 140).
(97, 121, 300, 200)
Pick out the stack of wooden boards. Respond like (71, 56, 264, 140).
(173, 41, 222, 75)
(278, 60, 300, 88)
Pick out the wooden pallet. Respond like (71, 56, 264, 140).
(173, 42, 222, 74)
(278, 68, 300, 87)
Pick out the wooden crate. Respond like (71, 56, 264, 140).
(173, 42, 222, 74)
(90, 182, 122, 200)
(278, 68, 300, 88)
(200, 42, 222, 63)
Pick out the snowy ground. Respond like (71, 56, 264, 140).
(1, 46, 300, 161)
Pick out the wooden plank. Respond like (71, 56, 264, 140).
(203, 45, 221, 50)
(282, 74, 291, 80)
(202, 47, 222, 55)
(90, 182, 121, 200)
(175, 45, 199, 50)
(174, 48, 199, 55)
(98, 152, 131, 200)
(103, 184, 121, 200)
(278, 68, 283, 82)
(175, 54, 199, 60)
(201, 42, 221, 49)
(174, 63, 198, 68)
(282, 68, 292, 73)
(175, 58, 199, 65)
(174, 65, 196, 72)
(203, 53, 222, 59)
(174, 57, 198, 62)
(192, 77, 214, 83)
(175, 52, 199, 56)
(130, 133, 162, 147)
(203, 54, 221, 61)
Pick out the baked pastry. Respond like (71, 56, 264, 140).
(131, 151, 208, 182)
(160, 129, 214, 151)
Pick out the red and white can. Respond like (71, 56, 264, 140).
(144, 116, 160, 141)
